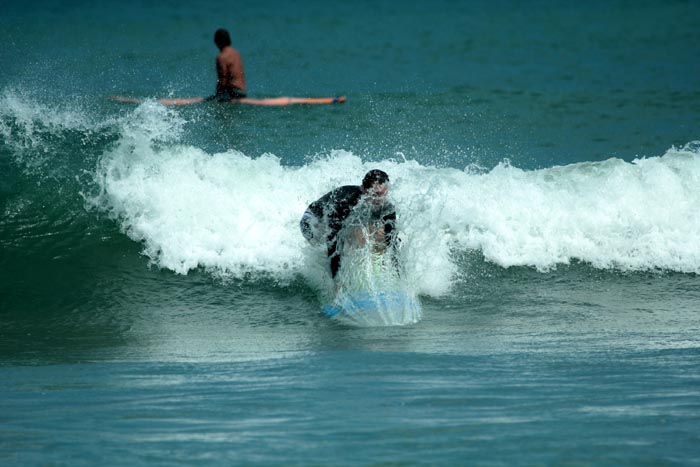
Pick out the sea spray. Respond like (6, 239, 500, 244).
(327, 229, 423, 326)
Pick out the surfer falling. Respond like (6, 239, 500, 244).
(300, 170, 399, 279)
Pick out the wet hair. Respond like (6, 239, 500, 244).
(362, 169, 390, 189)
(214, 29, 231, 49)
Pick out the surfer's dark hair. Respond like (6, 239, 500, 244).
(362, 169, 390, 189)
(214, 29, 231, 49)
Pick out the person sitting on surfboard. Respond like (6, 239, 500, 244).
(300, 170, 398, 278)
(110, 28, 345, 107)
(205, 28, 247, 102)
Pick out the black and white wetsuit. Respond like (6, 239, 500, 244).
(300, 185, 397, 278)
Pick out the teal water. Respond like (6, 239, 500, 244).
(2, 1, 700, 465)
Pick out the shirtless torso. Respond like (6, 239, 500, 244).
(214, 45, 247, 99)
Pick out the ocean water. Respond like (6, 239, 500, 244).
(2, 0, 700, 465)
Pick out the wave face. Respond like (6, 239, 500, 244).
(82, 102, 700, 295)
(3, 93, 700, 300)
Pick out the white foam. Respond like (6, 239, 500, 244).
(455, 145, 700, 273)
(91, 103, 700, 296)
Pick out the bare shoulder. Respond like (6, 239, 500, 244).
(232, 49, 244, 65)
(217, 47, 239, 66)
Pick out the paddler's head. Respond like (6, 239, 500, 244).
(214, 29, 231, 50)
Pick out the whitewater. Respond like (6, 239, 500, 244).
(84, 102, 700, 294)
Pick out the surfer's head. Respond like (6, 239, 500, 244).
(214, 29, 232, 49)
(362, 169, 389, 189)
(362, 169, 390, 205)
